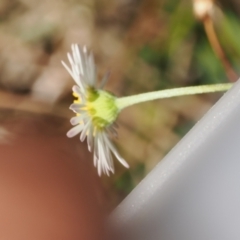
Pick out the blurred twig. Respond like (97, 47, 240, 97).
(203, 15, 238, 81)
(193, 0, 238, 82)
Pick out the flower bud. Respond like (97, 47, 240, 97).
(193, 0, 214, 20)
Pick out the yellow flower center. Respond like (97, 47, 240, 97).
(74, 87, 119, 130)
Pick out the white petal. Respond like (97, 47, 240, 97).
(97, 160, 102, 176)
(98, 134, 113, 174)
(69, 103, 85, 111)
(72, 108, 87, 114)
(61, 61, 75, 81)
(72, 45, 80, 70)
(93, 154, 98, 167)
(74, 44, 84, 75)
(62, 60, 82, 90)
(105, 145, 114, 173)
(104, 135, 129, 168)
(87, 52, 96, 86)
(98, 139, 108, 174)
(70, 115, 87, 125)
(80, 120, 91, 142)
(67, 124, 84, 138)
(67, 52, 80, 79)
(72, 85, 82, 95)
(99, 71, 110, 89)
(101, 134, 114, 172)
(87, 126, 94, 151)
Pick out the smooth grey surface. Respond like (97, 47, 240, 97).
(111, 80, 240, 240)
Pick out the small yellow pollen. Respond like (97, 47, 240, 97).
(73, 92, 81, 104)
(73, 92, 78, 98)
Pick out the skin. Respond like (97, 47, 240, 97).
(0, 110, 107, 240)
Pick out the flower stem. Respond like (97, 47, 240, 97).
(116, 83, 233, 110)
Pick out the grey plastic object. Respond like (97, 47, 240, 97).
(110, 80, 240, 240)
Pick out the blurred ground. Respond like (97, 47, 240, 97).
(0, 0, 240, 212)
(0, 110, 108, 239)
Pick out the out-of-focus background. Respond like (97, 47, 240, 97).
(0, 0, 240, 212)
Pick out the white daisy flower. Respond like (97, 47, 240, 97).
(62, 44, 232, 176)
(62, 44, 129, 176)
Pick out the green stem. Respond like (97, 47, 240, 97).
(116, 83, 233, 110)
